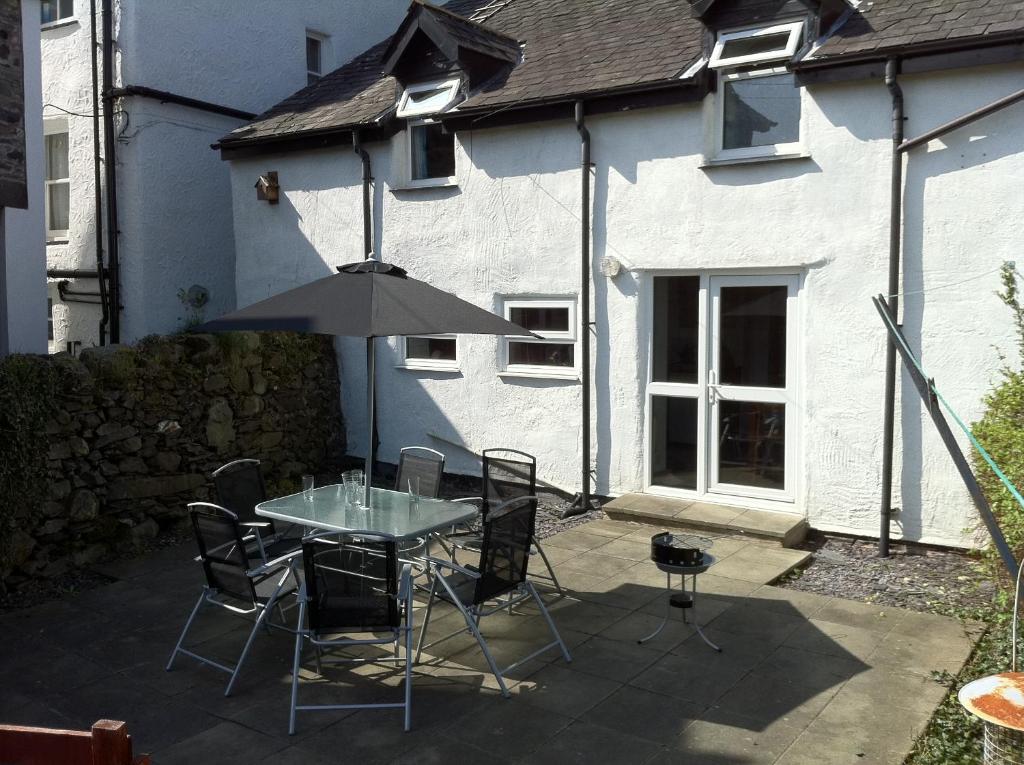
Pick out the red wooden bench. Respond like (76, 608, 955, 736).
(0, 719, 150, 765)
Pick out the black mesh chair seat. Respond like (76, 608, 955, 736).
(417, 498, 572, 697)
(167, 502, 299, 697)
(290, 532, 415, 734)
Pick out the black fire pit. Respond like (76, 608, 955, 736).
(650, 532, 714, 567)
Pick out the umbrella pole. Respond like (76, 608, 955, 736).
(365, 336, 375, 508)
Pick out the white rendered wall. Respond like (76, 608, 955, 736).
(4, 0, 46, 355)
(228, 62, 1024, 547)
(41, 1, 408, 348)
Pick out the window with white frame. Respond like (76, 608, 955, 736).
(306, 33, 325, 85)
(709, 21, 804, 161)
(401, 334, 459, 371)
(44, 120, 70, 241)
(397, 78, 461, 119)
(407, 119, 456, 184)
(502, 299, 577, 377)
(41, 0, 73, 25)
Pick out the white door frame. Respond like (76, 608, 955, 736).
(642, 270, 802, 511)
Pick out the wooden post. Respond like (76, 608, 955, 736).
(90, 720, 132, 765)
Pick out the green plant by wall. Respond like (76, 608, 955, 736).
(0, 355, 58, 581)
(972, 263, 1024, 569)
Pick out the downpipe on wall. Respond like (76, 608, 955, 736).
(101, 0, 121, 342)
(89, 0, 109, 345)
(879, 58, 904, 558)
(565, 100, 597, 519)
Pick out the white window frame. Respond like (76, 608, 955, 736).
(405, 118, 457, 188)
(396, 77, 461, 119)
(709, 21, 803, 69)
(306, 31, 326, 85)
(399, 334, 460, 372)
(713, 66, 803, 162)
(500, 298, 578, 380)
(41, 0, 75, 28)
(44, 119, 70, 242)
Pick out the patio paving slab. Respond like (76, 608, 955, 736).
(0, 515, 980, 764)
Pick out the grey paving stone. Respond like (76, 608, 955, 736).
(671, 711, 806, 764)
(512, 663, 621, 716)
(153, 721, 288, 764)
(629, 651, 749, 705)
(445, 698, 573, 759)
(519, 719, 662, 764)
(583, 685, 704, 745)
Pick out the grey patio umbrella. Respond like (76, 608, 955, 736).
(196, 260, 533, 506)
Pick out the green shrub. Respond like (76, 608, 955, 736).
(972, 264, 1024, 569)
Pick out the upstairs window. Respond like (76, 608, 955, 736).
(44, 121, 70, 241)
(501, 299, 577, 378)
(408, 120, 456, 185)
(396, 78, 461, 119)
(41, 0, 73, 25)
(709, 22, 804, 162)
(306, 33, 324, 85)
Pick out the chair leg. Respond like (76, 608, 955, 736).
(415, 574, 438, 663)
(533, 539, 563, 594)
(225, 605, 269, 697)
(166, 589, 207, 671)
(289, 600, 306, 736)
(404, 591, 414, 732)
(526, 581, 571, 663)
(460, 605, 510, 698)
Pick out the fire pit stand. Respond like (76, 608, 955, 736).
(638, 534, 720, 652)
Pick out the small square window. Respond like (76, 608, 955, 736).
(401, 335, 459, 371)
(408, 121, 456, 184)
(306, 34, 323, 85)
(502, 299, 577, 378)
(721, 70, 801, 152)
(41, 0, 73, 25)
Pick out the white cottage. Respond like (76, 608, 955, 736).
(217, 0, 1024, 547)
(40, 0, 408, 352)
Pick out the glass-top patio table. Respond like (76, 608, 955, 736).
(255, 485, 478, 540)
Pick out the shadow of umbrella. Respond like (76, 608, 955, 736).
(194, 260, 535, 507)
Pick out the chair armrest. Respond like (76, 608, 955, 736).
(246, 548, 302, 578)
(489, 495, 539, 515)
(452, 496, 483, 507)
(241, 520, 273, 529)
(424, 555, 481, 579)
(397, 563, 414, 600)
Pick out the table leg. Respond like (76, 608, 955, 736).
(638, 572, 673, 645)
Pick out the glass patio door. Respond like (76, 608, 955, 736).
(647, 274, 797, 503)
(707, 275, 797, 500)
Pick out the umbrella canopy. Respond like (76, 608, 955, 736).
(195, 260, 534, 507)
(198, 260, 528, 338)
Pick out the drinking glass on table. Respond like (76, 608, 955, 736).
(342, 469, 364, 505)
(302, 474, 315, 502)
(407, 476, 420, 506)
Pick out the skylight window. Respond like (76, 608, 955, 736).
(396, 78, 462, 118)
(709, 21, 803, 69)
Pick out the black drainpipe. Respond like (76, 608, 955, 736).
(101, 0, 121, 342)
(565, 100, 593, 518)
(352, 130, 373, 259)
(89, 0, 109, 345)
(879, 58, 904, 557)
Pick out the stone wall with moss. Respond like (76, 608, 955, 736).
(0, 332, 344, 588)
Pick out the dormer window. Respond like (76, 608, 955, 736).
(709, 21, 803, 69)
(709, 21, 805, 163)
(396, 77, 461, 119)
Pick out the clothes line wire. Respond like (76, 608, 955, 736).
(884, 264, 1006, 300)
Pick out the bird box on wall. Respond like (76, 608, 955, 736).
(255, 171, 279, 204)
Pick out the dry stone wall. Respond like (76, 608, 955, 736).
(1, 332, 344, 587)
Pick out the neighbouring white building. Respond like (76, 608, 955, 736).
(217, 0, 1024, 547)
(41, 0, 408, 352)
(1, 0, 46, 356)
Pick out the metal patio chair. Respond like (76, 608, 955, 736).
(166, 502, 299, 696)
(290, 531, 414, 734)
(394, 446, 445, 498)
(442, 448, 562, 594)
(212, 458, 286, 557)
(416, 497, 572, 697)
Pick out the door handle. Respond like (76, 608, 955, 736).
(708, 370, 719, 404)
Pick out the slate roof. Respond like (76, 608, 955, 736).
(803, 0, 1024, 63)
(219, 0, 705, 149)
(219, 0, 1024, 150)
(406, 0, 521, 63)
